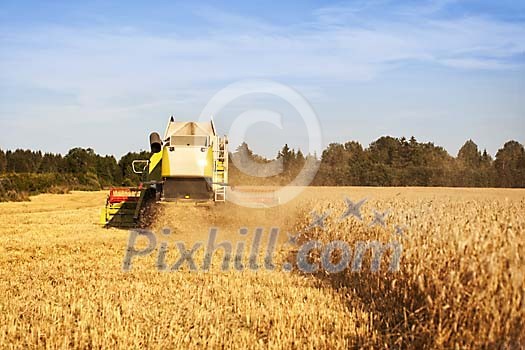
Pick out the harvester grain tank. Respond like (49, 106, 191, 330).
(100, 117, 228, 227)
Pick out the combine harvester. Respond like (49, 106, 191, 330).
(100, 117, 229, 227)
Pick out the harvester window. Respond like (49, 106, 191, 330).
(170, 136, 208, 147)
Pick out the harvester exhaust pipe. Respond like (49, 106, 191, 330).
(150, 132, 162, 153)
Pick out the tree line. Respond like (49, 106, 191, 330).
(1, 137, 524, 201)
(0, 148, 150, 201)
(229, 137, 525, 188)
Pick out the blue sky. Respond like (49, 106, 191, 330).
(0, 0, 524, 158)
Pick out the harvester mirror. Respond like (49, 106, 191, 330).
(149, 132, 162, 153)
(132, 160, 149, 174)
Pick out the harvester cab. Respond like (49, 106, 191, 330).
(100, 116, 228, 227)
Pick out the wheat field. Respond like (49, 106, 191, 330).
(0, 188, 524, 349)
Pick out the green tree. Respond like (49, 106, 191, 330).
(494, 141, 525, 187)
(38, 153, 65, 173)
(456, 140, 479, 186)
(5, 149, 41, 173)
(421, 142, 455, 186)
(457, 140, 481, 167)
(368, 136, 401, 166)
(96, 155, 121, 187)
(277, 144, 293, 171)
(315, 143, 350, 185)
(64, 148, 100, 188)
(0, 149, 6, 173)
(293, 149, 306, 174)
(65, 148, 97, 174)
(454, 140, 498, 187)
(344, 141, 367, 185)
(118, 151, 151, 186)
(479, 149, 495, 187)
(367, 137, 403, 185)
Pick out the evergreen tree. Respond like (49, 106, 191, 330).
(0, 149, 6, 173)
(38, 153, 65, 173)
(479, 149, 495, 187)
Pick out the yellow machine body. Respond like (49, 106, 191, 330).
(101, 117, 229, 227)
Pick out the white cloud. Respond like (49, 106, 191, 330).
(2, 5, 523, 94)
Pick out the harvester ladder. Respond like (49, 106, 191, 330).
(213, 136, 228, 202)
